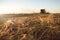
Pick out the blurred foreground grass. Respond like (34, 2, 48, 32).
(0, 14, 60, 40)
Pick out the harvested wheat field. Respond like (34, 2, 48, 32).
(0, 13, 60, 40)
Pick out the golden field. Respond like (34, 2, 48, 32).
(0, 13, 60, 40)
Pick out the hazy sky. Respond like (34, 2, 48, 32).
(0, 0, 60, 14)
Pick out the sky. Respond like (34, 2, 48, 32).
(0, 0, 60, 14)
